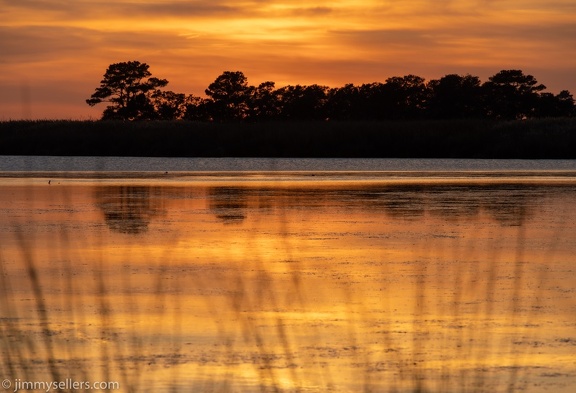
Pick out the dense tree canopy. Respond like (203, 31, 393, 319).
(204, 71, 253, 121)
(483, 70, 547, 119)
(427, 74, 483, 119)
(87, 62, 575, 121)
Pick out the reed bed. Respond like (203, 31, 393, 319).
(1, 118, 575, 158)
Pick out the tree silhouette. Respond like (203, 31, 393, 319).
(87, 62, 575, 123)
(183, 96, 213, 121)
(380, 75, 428, 119)
(348, 76, 428, 121)
(482, 70, 546, 119)
(205, 71, 254, 121)
(427, 74, 483, 119)
(276, 84, 329, 120)
(555, 90, 576, 117)
(355, 83, 386, 120)
(535, 90, 575, 117)
(326, 84, 361, 120)
(151, 90, 188, 120)
(248, 81, 281, 120)
(86, 61, 168, 120)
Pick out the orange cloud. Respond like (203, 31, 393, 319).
(1, 0, 575, 119)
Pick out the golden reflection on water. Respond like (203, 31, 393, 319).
(1, 177, 576, 392)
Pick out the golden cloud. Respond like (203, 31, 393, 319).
(1, 0, 575, 119)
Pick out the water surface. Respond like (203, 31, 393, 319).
(1, 164, 576, 392)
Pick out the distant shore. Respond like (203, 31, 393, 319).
(1, 118, 575, 159)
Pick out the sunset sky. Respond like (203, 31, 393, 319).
(1, 0, 575, 120)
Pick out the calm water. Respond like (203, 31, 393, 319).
(1, 158, 576, 392)
(2, 156, 576, 173)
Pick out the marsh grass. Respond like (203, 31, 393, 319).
(1, 118, 575, 158)
(1, 176, 575, 392)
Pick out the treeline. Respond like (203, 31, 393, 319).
(87, 61, 575, 122)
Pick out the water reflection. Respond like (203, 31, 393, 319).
(203, 183, 540, 226)
(208, 187, 248, 223)
(95, 186, 165, 234)
(2, 178, 575, 393)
